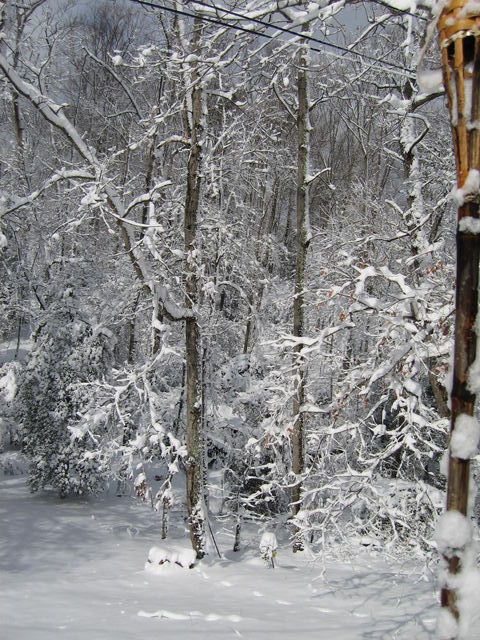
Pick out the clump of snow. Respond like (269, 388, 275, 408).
(437, 607, 459, 640)
(452, 169, 480, 206)
(111, 55, 123, 66)
(148, 545, 169, 564)
(435, 510, 472, 554)
(0, 231, 7, 249)
(450, 414, 480, 459)
(458, 216, 480, 234)
(146, 545, 196, 570)
(417, 68, 443, 94)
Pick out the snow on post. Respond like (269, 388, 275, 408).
(438, 0, 480, 634)
(450, 414, 480, 460)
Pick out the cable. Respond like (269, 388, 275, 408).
(121, 0, 267, 36)
(188, 0, 415, 72)
(122, 0, 416, 77)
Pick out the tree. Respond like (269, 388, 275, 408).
(178, 9, 207, 558)
(19, 292, 112, 496)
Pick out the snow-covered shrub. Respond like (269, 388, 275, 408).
(259, 531, 277, 567)
(18, 300, 113, 497)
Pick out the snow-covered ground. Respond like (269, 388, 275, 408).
(0, 474, 444, 639)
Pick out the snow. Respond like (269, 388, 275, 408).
(457, 566, 480, 637)
(0, 366, 17, 402)
(460, 0, 480, 15)
(437, 608, 459, 639)
(259, 532, 278, 566)
(459, 216, 480, 234)
(417, 69, 443, 94)
(440, 449, 450, 477)
(452, 169, 480, 206)
(67, 424, 89, 440)
(0, 475, 446, 640)
(134, 472, 146, 487)
(435, 510, 472, 554)
(450, 414, 480, 459)
(147, 545, 196, 569)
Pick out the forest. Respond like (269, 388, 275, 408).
(0, 0, 479, 638)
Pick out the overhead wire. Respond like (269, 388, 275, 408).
(188, 0, 416, 72)
(122, 0, 419, 77)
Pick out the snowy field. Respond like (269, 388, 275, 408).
(0, 474, 450, 639)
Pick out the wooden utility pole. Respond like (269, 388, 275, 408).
(438, 2, 480, 632)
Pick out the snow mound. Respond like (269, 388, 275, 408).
(146, 545, 197, 570)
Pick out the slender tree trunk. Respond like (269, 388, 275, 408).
(183, 15, 206, 559)
(291, 21, 311, 551)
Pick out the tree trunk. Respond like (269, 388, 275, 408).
(291, 20, 311, 551)
(183, 15, 206, 559)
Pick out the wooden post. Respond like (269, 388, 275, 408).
(438, 2, 480, 632)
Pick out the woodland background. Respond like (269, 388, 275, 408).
(0, 0, 466, 559)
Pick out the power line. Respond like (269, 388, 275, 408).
(122, 0, 416, 77)
(188, 0, 415, 72)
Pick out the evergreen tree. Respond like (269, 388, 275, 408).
(19, 291, 112, 497)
